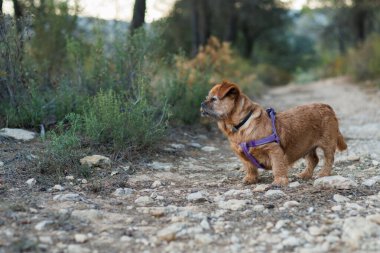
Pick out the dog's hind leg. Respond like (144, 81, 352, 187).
(297, 148, 319, 180)
(317, 145, 335, 178)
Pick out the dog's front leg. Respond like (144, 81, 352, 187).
(270, 147, 289, 186)
(240, 158, 259, 185)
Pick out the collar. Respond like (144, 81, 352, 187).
(232, 110, 253, 133)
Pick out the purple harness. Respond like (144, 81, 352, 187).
(239, 108, 280, 169)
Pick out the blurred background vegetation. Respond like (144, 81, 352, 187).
(1, 0, 380, 155)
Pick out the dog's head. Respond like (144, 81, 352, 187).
(200, 81, 241, 120)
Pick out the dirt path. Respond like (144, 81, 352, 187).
(1, 77, 380, 253)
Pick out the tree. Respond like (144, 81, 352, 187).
(190, 0, 211, 56)
(0, 0, 3, 14)
(130, 0, 146, 33)
(12, 0, 23, 19)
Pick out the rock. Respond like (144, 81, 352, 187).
(157, 223, 186, 242)
(362, 176, 380, 187)
(308, 226, 324, 236)
(148, 162, 172, 170)
(223, 189, 252, 198)
(0, 128, 36, 141)
(134, 196, 153, 206)
(282, 236, 302, 247)
(333, 194, 350, 203)
(265, 190, 286, 198)
(80, 155, 111, 168)
(67, 244, 91, 253)
(253, 184, 270, 192)
(113, 188, 134, 196)
(331, 205, 342, 212)
(111, 171, 118, 176)
(74, 234, 88, 243)
(189, 142, 202, 148)
(313, 175, 358, 189)
(366, 214, 380, 225)
(275, 220, 289, 230)
(218, 199, 249, 211)
(347, 155, 360, 162)
(66, 175, 74, 180)
(26, 178, 36, 188)
(372, 160, 379, 166)
(346, 203, 364, 210)
(151, 180, 162, 188)
(201, 146, 218, 152)
(253, 204, 265, 212)
(194, 233, 213, 244)
(200, 219, 211, 230)
(288, 181, 300, 188)
(39, 236, 53, 244)
(52, 184, 64, 192)
(71, 209, 102, 222)
(342, 217, 380, 249)
(35, 220, 53, 231)
(53, 193, 81, 202)
(283, 201, 300, 208)
(170, 143, 185, 149)
(0, 161, 4, 167)
(186, 191, 208, 202)
(81, 179, 87, 184)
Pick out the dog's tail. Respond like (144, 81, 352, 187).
(337, 131, 347, 151)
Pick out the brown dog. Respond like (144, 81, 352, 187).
(200, 81, 347, 186)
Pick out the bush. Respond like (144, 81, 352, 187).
(255, 64, 292, 86)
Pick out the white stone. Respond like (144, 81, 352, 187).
(80, 155, 111, 168)
(333, 194, 350, 203)
(308, 226, 324, 236)
(81, 179, 87, 184)
(52, 184, 64, 192)
(331, 205, 342, 212)
(39, 236, 53, 244)
(342, 217, 380, 249)
(372, 160, 379, 166)
(218, 199, 249, 211)
(157, 223, 186, 241)
(26, 178, 36, 188)
(67, 245, 91, 253)
(265, 190, 286, 198)
(366, 214, 380, 225)
(0, 161, 4, 167)
(347, 155, 360, 162)
(74, 234, 88, 243)
(201, 146, 218, 152)
(200, 219, 211, 230)
(283, 201, 300, 208)
(151, 180, 162, 188)
(113, 188, 134, 196)
(313, 175, 358, 189)
(134, 196, 153, 206)
(189, 142, 202, 148)
(282, 236, 302, 247)
(148, 162, 172, 170)
(223, 189, 252, 198)
(66, 175, 74, 180)
(346, 203, 364, 210)
(253, 204, 265, 212)
(35, 220, 53, 231)
(170, 143, 185, 149)
(186, 191, 208, 202)
(288, 181, 300, 188)
(53, 193, 81, 202)
(253, 184, 270, 192)
(111, 171, 118, 176)
(362, 176, 380, 187)
(275, 220, 289, 230)
(71, 209, 102, 222)
(194, 233, 213, 244)
(0, 128, 36, 141)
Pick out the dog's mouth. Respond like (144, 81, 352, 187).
(200, 107, 220, 119)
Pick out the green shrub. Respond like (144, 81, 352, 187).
(82, 89, 168, 151)
(255, 64, 292, 86)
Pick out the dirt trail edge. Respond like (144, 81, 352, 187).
(1, 77, 380, 253)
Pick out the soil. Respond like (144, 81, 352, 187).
(1, 77, 380, 253)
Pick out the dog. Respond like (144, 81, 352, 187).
(200, 81, 347, 186)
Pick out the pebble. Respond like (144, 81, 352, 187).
(218, 199, 249, 211)
(253, 204, 265, 212)
(372, 160, 379, 166)
(0, 161, 4, 167)
(347, 155, 360, 162)
(26, 178, 36, 188)
(148, 162, 172, 170)
(67, 244, 91, 253)
(53, 193, 81, 202)
(366, 214, 380, 224)
(346, 203, 364, 210)
(186, 191, 208, 202)
(52, 184, 64, 192)
(66, 175, 74, 180)
(35, 220, 53, 231)
(170, 143, 185, 149)
(288, 181, 300, 188)
(80, 155, 111, 168)
(331, 205, 342, 212)
(81, 179, 87, 184)
(342, 217, 380, 249)
(201, 146, 218, 152)
(39, 236, 53, 244)
(265, 190, 286, 198)
(253, 184, 270, 192)
(0, 128, 36, 141)
(333, 194, 350, 203)
(157, 223, 186, 242)
(308, 226, 324, 236)
(283, 201, 300, 208)
(74, 234, 88, 243)
(282, 236, 302, 247)
(362, 176, 380, 187)
(134, 196, 154, 206)
(113, 188, 134, 196)
(223, 189, 252, 198)
(189, 142, 202, 148)
(151, 180, 162, 188)
(313, 175, 358, 189)
(200, 219, 211, 230)
(194, 233, 213, 244)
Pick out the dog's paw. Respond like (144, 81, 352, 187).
(272, 177, 289, 187)
(243, 175, 258, 185)
(296, 172, 313, 180)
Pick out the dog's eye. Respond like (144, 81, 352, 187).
(211, 97, 217, 102)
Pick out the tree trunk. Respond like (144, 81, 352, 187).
(224, 0, 238, 43)
(130, 0, 146, 33)
(355, 9, 367, 42)
(12, 0, 22, 19)
(191, 0, 211, 56)
(242, 24, 254, 58)
(0, 0, 3, 14)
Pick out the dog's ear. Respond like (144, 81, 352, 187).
(217, 81, 240, 99)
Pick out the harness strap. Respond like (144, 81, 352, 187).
(239, 108, 280, 169)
